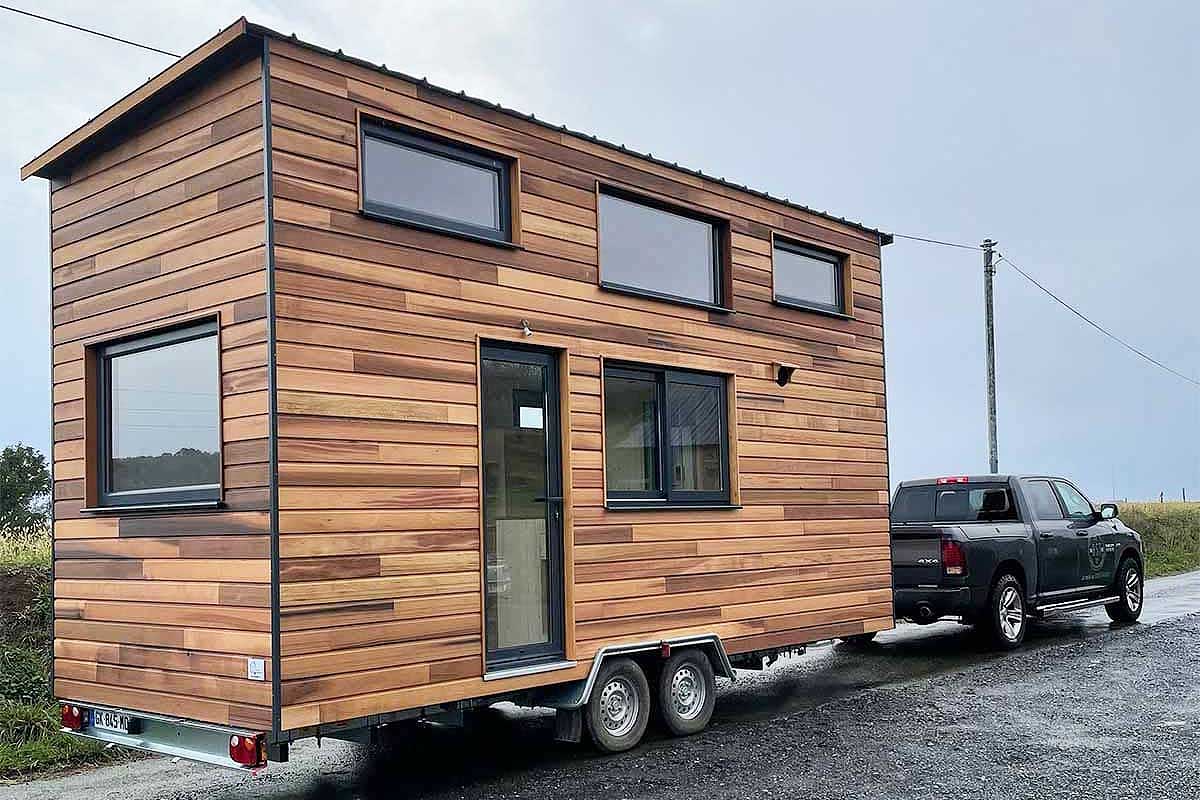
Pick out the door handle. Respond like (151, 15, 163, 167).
(1039, 533, 1053, 539)
(1075, 530, 1090, 536)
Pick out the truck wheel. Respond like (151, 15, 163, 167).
(657, 650, 716, 736)
(1106, 557, 1144, 623)
(586, 657, 651, 753)
(986, 572, 1027, 649)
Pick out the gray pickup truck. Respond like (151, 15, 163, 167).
(886, 475, 1144, 648)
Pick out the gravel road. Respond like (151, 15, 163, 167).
(9, 570, 1200, 800)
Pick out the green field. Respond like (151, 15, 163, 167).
(0, 534, 117, 780)
(1119, 501, 1200, 578)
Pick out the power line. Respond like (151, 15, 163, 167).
(890, 232, 980, 251)
(997, 252, 1200, 388)
(0, 4, 180, 58)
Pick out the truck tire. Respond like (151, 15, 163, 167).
(986, 571, 1027, 649)
(657, 650, 716, 736)
(1106, 557, 1144, 623)
(586, 657, 651, 753)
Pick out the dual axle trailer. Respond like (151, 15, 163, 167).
(23, 18, 893, 768)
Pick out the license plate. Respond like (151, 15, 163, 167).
(91, 709, 132, 734)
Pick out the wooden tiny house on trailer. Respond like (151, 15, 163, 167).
(23, 18, 893, 765)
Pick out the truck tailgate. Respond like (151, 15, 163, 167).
(891, 525, 955, 586)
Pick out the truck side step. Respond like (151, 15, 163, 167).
(1034, 595, 1120, 616)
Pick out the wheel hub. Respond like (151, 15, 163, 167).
(998, 585, 1024, 640)
(670, 664, 706, 720)
(598, 676, 639, 737)
(1125, 569, 1142, 612)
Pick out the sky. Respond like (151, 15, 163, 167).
(1, 1, 1197, 502)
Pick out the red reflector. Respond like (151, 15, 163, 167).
(229, 733, 267, 767)
(660, 642, 672, 658)
(61, 704, 83, 731)
(936, 476, 970, 485)
(941, 538, 967, 576)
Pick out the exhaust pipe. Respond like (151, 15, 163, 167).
(914, 602, 936, 624)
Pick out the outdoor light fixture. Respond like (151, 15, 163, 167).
(774, 361, 799, 386)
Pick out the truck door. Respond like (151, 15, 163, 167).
(1052, 480, 1114, 588)
(1023, 479, 1080, 594)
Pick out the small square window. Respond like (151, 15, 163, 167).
(603, 364, 729, 506)
(772, 239, 845, 314)
(96, 321, 221, 508)
(360, 119, 512, 244)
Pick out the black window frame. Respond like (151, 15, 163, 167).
(597, 186, 729, 312)
(771, 237, 846, 316)
(359, 118, 513, 246)
(95, 320, 222, 510)
(1023, 479, 1066, 521)
(603, 363, 731, 508)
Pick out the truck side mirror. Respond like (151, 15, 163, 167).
(1099, 503, 1118, 520)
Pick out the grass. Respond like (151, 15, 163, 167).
(0, 532, 117, 781)
(1118, 502, 1200, 578)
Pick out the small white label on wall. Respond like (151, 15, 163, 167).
(247, 658, 265, 681)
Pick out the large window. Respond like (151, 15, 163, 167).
(603, 364, 729, 506)
(598, 189, 725, 308)
(96, 321, 220, 508)
(772, 238, 845, 314)
(360, 119, 512, 243)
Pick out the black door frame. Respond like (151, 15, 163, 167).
(480, 342, 566, 670)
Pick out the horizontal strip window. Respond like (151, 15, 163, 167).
(95, 320, 221, 509)
(360, 119, 513, 244)
(772, 238, 845, 314)
(598, 187, 727, 308)
(603, 363, 730, 506)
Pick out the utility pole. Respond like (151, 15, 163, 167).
(983, 239, 999, 474)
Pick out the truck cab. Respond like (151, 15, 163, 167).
(889, 475, 1144, 647)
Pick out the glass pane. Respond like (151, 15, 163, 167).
(1026, 480, 1064, 520)
(668, 381, 723, 492)
(109, 335, 219, 493)
(891, 487, 934, 522)
(599, 193, 717, 304)
(481, 357, 551, 653)
(603, 374, 660, 493)
(774, 245, 839, 308)
(364, 135, 501, 230)
(1054, 482, 1093, 517)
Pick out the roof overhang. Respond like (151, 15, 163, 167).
(20, 18, 252, 181)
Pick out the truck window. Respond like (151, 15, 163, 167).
(1024, 480, 1064, 520)
(1053, 481, 1094, 518)
(892, 485, 1018, 523)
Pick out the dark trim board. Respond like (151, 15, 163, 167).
(261, 40, 284, 743)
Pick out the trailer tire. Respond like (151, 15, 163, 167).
(657, 650, 716, 736)
(586, 657, 651, 753)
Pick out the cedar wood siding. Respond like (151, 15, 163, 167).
(266, 38, 892, 732)
(48, 54, 273, 730)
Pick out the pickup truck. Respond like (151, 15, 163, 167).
(886, 475, 1144, 648)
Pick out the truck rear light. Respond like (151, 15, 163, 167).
(941, 538, 967, 576)
(61, 704, 84, 731)
(229, 733, 267, 767)
(936, 476, 970, 485)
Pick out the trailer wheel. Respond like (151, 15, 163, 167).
(586, 657, 650, 753)
(657, 649, 716, 736)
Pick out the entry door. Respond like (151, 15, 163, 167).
(480, 344, 565, 670)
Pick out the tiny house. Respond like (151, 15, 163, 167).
(23, 18, 893, 767)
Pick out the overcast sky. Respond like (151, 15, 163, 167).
(2, 1, 1197, 501)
